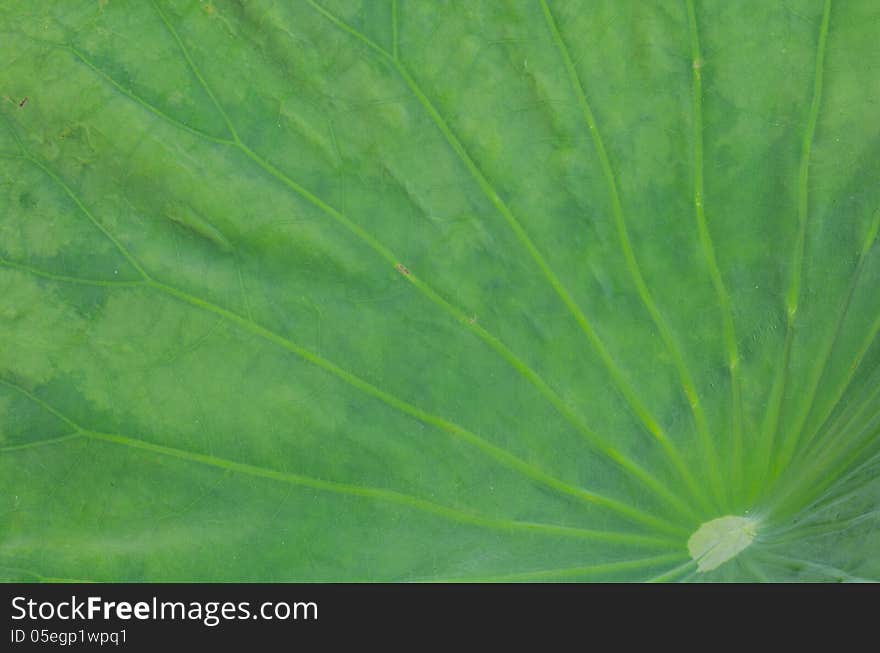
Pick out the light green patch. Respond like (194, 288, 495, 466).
(0, 167, 77, 259)
(0, 271, 87, 387)
(688, 515, 758, 572)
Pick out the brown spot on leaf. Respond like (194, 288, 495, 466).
(17, 96, 28, 108)
(395, 263, 410, 277)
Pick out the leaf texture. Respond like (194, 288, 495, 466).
(1, 0, 879, 582)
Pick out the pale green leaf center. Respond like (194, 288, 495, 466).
(688, 515, 758, 572)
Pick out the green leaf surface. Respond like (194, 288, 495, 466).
(1, 0, 879, 582)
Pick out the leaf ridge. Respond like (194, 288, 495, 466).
(775, 241, 874, 477)
(760, 0, 832, 485)
(0, 378, 681, 548)
(422, 552, 686, 582)
(66, 44, 234, 145)
(539, 0, 723, 510)
(0, 257, 147, 287)
(646, 558, 697, 583)
(151, 279, 688, 536)
(685, 0, 745, 501)
(0, 432, 81, 453)
(84, 427, 684, 546)
(756, 551, 875, 582)
(149, 0, 241, 143)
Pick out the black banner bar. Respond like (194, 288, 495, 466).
(2, 583, 875, 649)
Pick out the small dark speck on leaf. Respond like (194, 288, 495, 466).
(18, 96, 28, 108)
